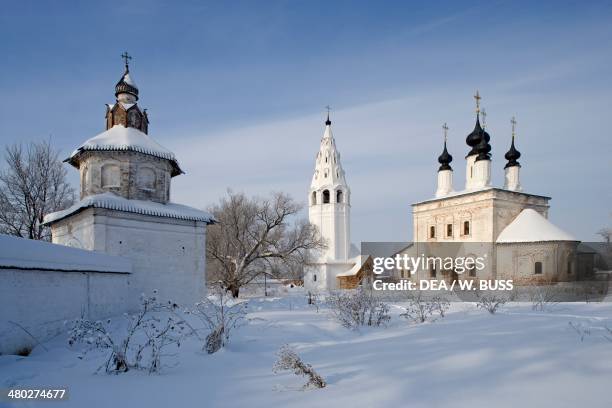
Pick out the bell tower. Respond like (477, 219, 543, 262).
(308, 109, 351, 263)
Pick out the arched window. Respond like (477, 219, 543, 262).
(323, 190, 330, 204)
(463, 221, 470, 236)
(138, 167, 156, 190)
(311, 191, 317, 205)
(429, 225, 436, 239)
(336, 190, 343, 203)
(534, 261, 543, 275)
(101, 163, 120, 188)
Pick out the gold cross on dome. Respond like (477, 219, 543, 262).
(474, 90, 481, 113)
(325, 105, 331, 115)
(121, 51, 132, 68)
(511, 116, 517, 138)
(442, 123, 449, 142)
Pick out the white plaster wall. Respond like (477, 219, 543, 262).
(496, 241, 578, 284)
(304, 261, 355, 291)
(309, 202, 350, 262)
(52, 209, 207, 309)
(0, 268, 128, 355)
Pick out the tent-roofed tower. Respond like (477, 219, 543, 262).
(308, 111, 351, 262)
(305, 110, 356, 291)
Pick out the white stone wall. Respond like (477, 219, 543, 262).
(308, 201, 351, 262)
(51, 208, 207, 309)
(412, 189, 550, 243)
(496, 241, 578, 284)
(304, 261, 355, 291)
(0, 268, 129, 355)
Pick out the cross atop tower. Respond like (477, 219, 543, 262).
(121, 52, 132, 69)
(442, 122, 449, 142)
(511, 116, 517, 138)
(474, 90, 481, 113)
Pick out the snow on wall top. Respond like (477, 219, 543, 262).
(43, 192, 215, 225)
(496, 208, 577, 243)
(68, 125, 183, 173)
(0, 234, 131, 273)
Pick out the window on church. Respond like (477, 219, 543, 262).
(138, 167, 156, 190)
(446, 224, 453, 237)
(534, 261, 543, 275)
(463, 221, 470, 236)
(323, 190, 330, 204)
(430, 265, 436, 278)
(101, 164, 120, 188)
(429, 225, 436, 238)
(470, 166, 473, 178)
(336, 190, 343, 203)
(313, 274, 317, 282)
(311, 191, 317, 205)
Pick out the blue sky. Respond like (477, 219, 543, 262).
(0, 0, 610, 243)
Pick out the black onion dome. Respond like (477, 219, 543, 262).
(115, 67, 139, 100)
(475, 132, 492, 162)
(466, 114, 484, 156)
(438, 140, 453, 171)
(504, 136, 521, 168)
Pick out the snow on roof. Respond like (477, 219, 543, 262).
(68, 125, 183, 174)
(0, 234, 131, 273)
(123, 72, 136, 87)
(43, 192, 215, 225)
(336, 256, 369, 277)
(497, 209, 577, 243)
(413, 187, 551, 206)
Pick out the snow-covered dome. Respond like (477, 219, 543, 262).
(67, 125, 182, 176)
(497, 208, 576, 243)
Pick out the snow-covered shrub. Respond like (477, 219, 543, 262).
(273, 345, 326, 389)
(328, 287, 390, 329)
(475, 292, 507, 314)
(68, 292, 189, 374)
(400, 291, 449, 323)
(530, 282, 559, 311)
(189, 286, 247, 354)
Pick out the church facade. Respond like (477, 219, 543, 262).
(400, 92, 580, 285)
(43, 57, 214, 308)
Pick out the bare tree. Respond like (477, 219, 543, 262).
(206, 191, 325, 297)
(0, 140, 75, 240)
(597, 227, 612, 244)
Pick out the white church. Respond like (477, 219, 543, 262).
(397, 92, 582, 284)
(0, 57, 214, 354)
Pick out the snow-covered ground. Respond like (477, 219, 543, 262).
(2, 290, 612, 408)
